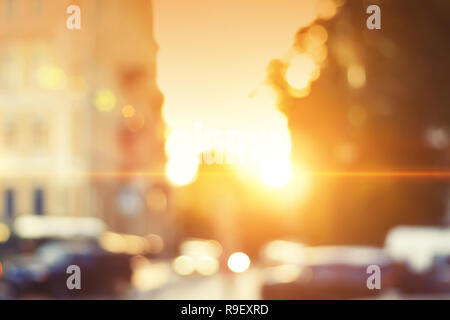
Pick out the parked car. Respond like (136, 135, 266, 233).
(4, 238, 132, 298)
(1, 216, 106, 258)
(384, 226, 450, 294)
(1, 216, 133, 298)
(261, 243, 399, 299)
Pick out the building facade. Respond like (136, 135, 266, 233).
(0, 0, 168, 236)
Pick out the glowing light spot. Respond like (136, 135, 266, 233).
(260, 159, 292, 188)
(308, 24, 328, 45)
(227, 252, 251, 273)
(99, 232, 126, 253)
(267, 264, 301, 283)
(196, 256, 219, 276)
(347, 64, 366, 89)
(425, 127, 448, 150)
(99, 232, 149, 255)
(129, 235, 149, 255)
(165, 127, 199, 186)
(130, 255, 149, 269)
(132, 261, 171, 291)
(94, 90, 116, 112)
(173, 255, 196, 276)
(181, 239, 223, 258)
(0, 223, 11, 243)
(122, 105, 135, 118)
(286, 54, 318, 91)
(125, 113, 145, 132)
(146, 234, 165, 254)
(37, 65, 67, 90)
(166, 159, 198, 186)
(257, 116, 292, 187)
(263, 240, 305, 265)
(316, 0, 338, 20)
(290, 85, 311, 98)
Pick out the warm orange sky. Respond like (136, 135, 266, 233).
(153, 0, 319, 128)
(153, 0, 337, 186)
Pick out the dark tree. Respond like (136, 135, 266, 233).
(270, 0, 450, 245)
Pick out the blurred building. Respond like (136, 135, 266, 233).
(0, 0, 169, 237)
(271, 0, 450, 245)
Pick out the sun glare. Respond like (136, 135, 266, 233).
(154, 0, 338, 187)
(166, 159, 198, 187)
(259, 160, 293, 188)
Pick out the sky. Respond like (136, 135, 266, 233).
(153, 0, 318, 128)
(152, 0, 336, 185)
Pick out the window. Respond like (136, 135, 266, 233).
(4, 189, 14, 219)
(33, 188, 44, 215)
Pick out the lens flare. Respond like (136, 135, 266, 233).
(227, 252, 251, 273)
(173, 255, 196, 276)
(347, 64, 366, 89)
(94, 89, 116, 112)
(196, 256, 219, 276)
(285, 53, 318, 91)
(122, 105, 136, 118)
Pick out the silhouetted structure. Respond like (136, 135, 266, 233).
(271, 0, 450, 245)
